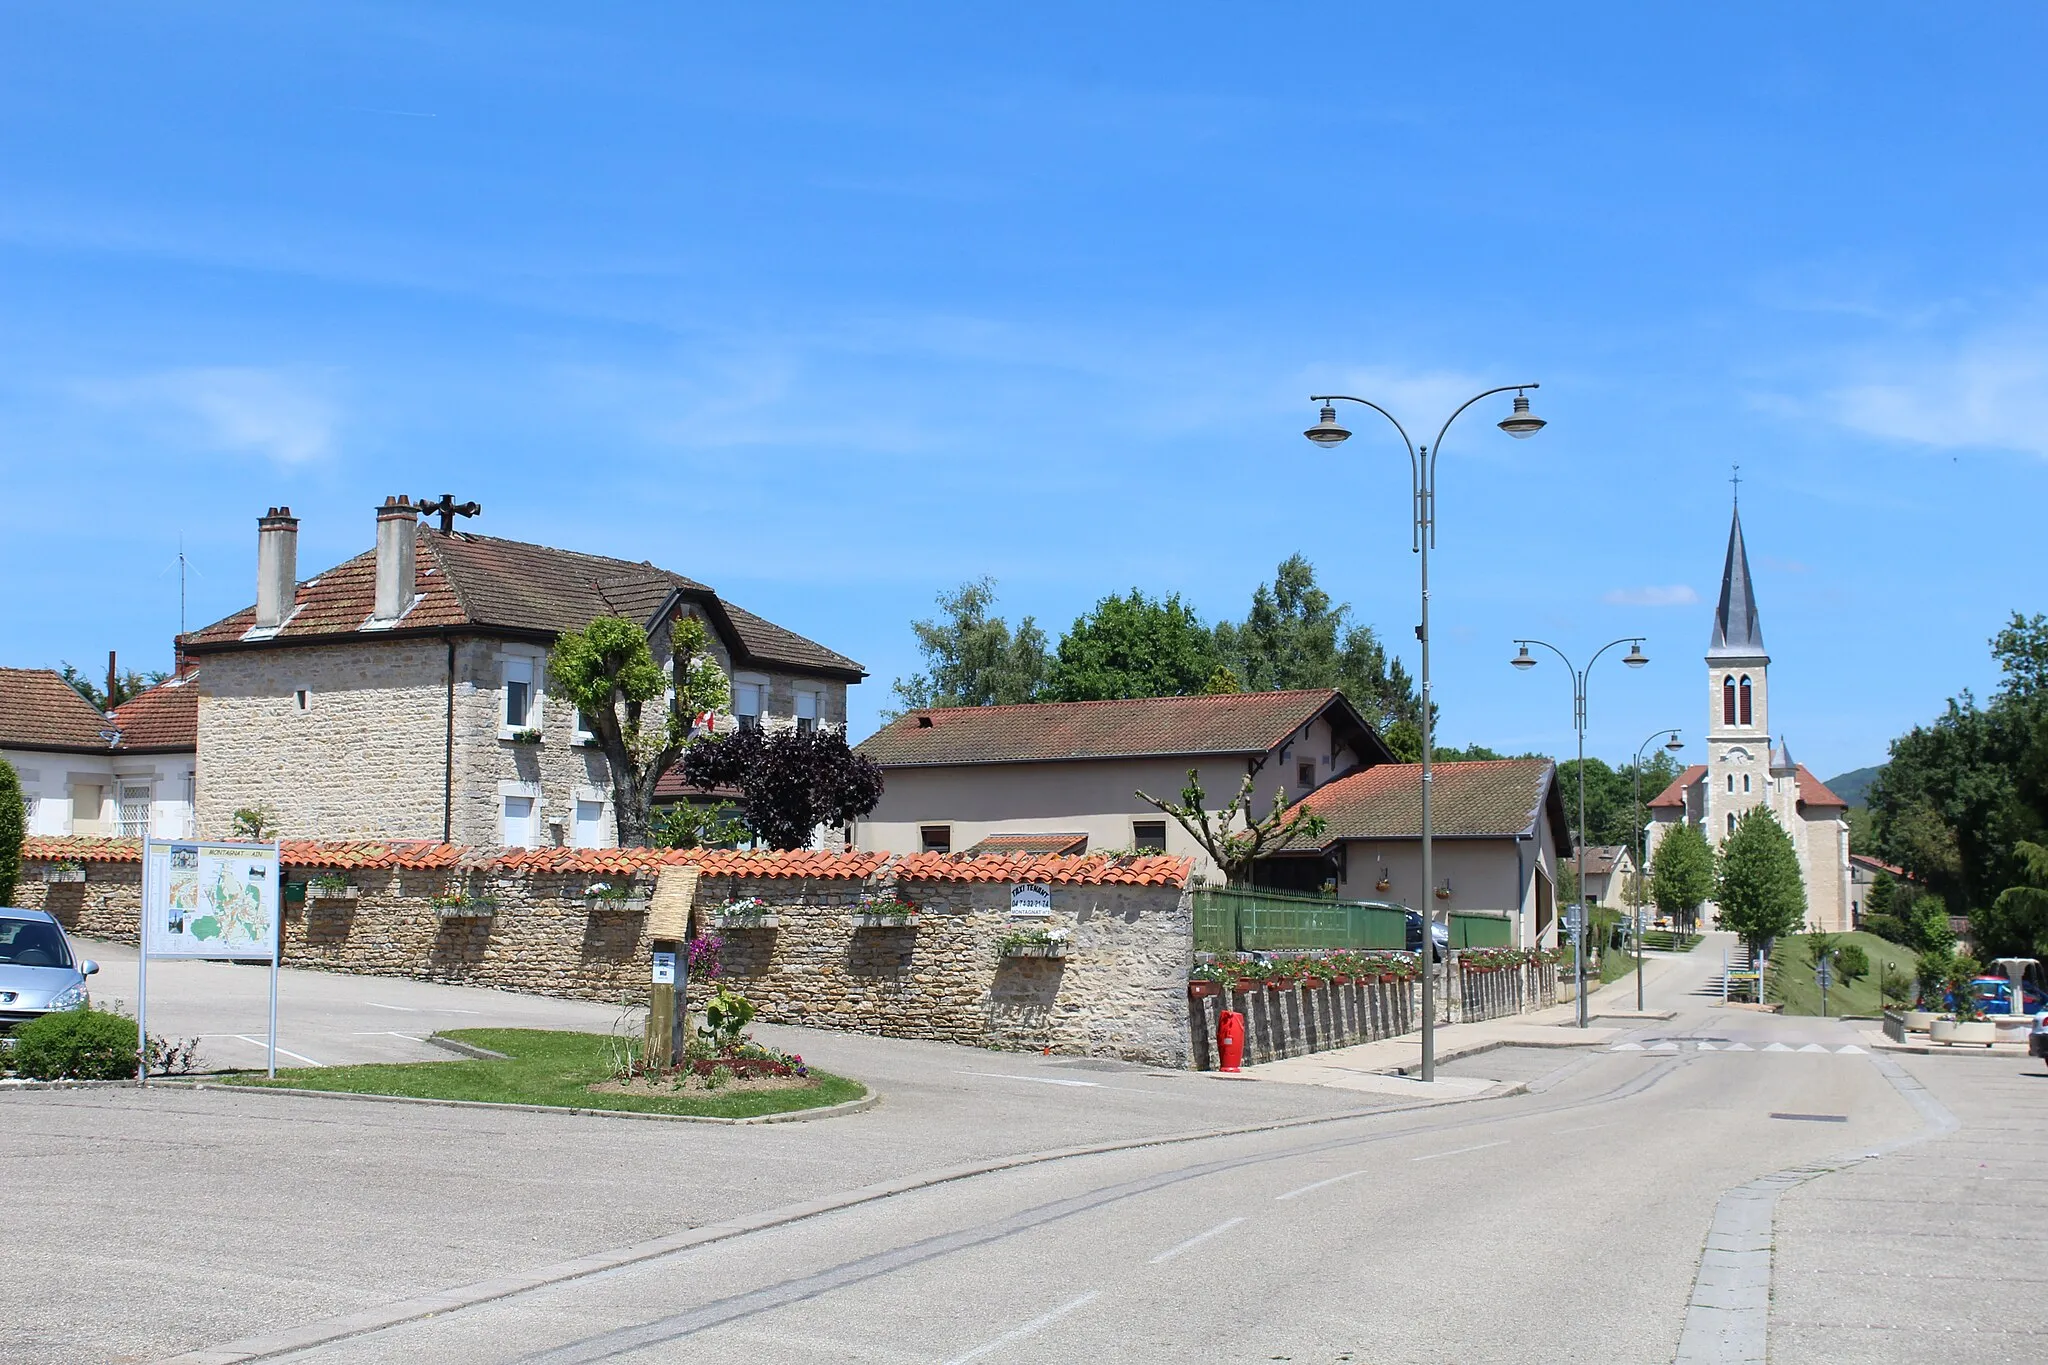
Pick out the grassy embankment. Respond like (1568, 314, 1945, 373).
(229, 1028, 866, 1119)
(1765, 931, 1914, 1018)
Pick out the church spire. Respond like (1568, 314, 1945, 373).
(1709, 500, 1765, 659)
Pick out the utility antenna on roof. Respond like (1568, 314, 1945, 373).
(415, 493, 482, 534)
(158, 535, 202, 636)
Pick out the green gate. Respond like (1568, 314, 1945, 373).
(1448, 910, 1513, 948)
(1193, 887, 1409, 953)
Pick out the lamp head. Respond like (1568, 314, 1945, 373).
(1623, 642, 1649, 669)
(1304, 403, 1351, 447)
(1510, 644, 1536, 670)
(1498, 391, 1545, 439)
(1664, 732, 1684, 752)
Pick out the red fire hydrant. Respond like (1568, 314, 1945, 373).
(1216, 1009, 1246, 1073)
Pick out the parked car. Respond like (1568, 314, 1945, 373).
(1972, 976, 2046, 1016)
(2030, 1011, 2048, 1069)
(1404, 910, 1450, 963)
(0, 908, 99, 1029)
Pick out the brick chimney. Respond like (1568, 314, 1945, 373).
(254, 506, 299, 629)
(371, 495, 418, 623)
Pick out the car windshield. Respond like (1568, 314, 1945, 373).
(0, 917, 73, 969)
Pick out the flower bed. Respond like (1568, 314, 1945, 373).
(852, 895, 918, 928)
(999, 927, 1070, 959)
(712, 897, 779, 929)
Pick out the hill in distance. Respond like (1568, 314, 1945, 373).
(1824, 764, 1883, 808)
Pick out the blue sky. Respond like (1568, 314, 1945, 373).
(5, 3, 2045, 781)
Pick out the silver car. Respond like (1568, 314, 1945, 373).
(0, 908, 99, 1028)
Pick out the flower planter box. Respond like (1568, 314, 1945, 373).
(590, 898, 651, 915)
(306, 886, 361, 902)
(1229, 980, 1256, 995)
(1266, 978, 1296, 992)
(1001, 942, 1068, 959)
(42, 869, 86, 884)
(852, 914, 918, 928)
(1993, 1015, 2034, 1045)
(1929, 1018, 1997, 1046)
(1901, 1009, 1939, 1032)
(1300, 977, 1327, 990)
(713, 913, 779, 930)
(1326, 974, 1353, 986)
(1188, 980, 1222, 1000)
(433, 903, 495, 921)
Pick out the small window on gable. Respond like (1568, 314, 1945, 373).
(503, 656, 534, 729)
(1739, 675, 1753, 727)
(1297, 761, 1316, 788)
(294, 689, 310, 712)
(1722, 675, 1737, 726)
(1133, 820, 1168, 853)
(920, 824, 952, 854)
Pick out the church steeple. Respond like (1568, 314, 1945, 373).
(1709, 503, 1765, 660)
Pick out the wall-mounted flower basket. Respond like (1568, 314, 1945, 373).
(1266, 976, 1296, 992)
(591, 899, 650, 915)
(307, 883, 361, 902)
(713, 911, 779, 929)
(42, 867, 87, 884)
(1229, 978, 1256, 995)
(1001, 941, 1069, 959)
(853, 913, 918, 929)
(432, 897, 497, 920)
(1375, 878, 1391, 893)
(1300, 975, 1327, 990)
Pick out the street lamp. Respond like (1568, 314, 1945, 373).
(1508, 635, 1649, 1027)
(1303, 383, 1544, 1083)
(1630, 729, 1686, 1011)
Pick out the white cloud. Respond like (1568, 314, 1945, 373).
(1820, 330, 2048, 459)
(80, 367, 338, 465)
(1603, 585, 1700, 607)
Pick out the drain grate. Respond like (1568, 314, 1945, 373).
(1769, 1112, 1848, 1123)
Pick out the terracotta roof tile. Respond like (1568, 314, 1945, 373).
(1563, 845, 1631, 877)
(963, 832, 1090, 857)
(108, 673, 200, 752)
(1293, 759, 1562, 841)
(896, 851, 1193, 886)
(1648, 765, 1707, 810)
(1794, 765, 1849, 809)
(21, 835, 142, 863)
(858, 690, 1354, 767)
(0, 668, 113, 751)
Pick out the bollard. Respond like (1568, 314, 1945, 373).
(1217, 1008, 1246, 1073)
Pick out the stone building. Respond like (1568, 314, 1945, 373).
(178, 498, 864, 846)
(1645, 502, 1851, 930)
(1562, 844, 1638, 908)
(0, 666, 198, 840)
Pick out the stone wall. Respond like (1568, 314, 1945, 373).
(15, 842, 1193, 1066)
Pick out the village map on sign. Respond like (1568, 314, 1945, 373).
(146, 842, 279, 959)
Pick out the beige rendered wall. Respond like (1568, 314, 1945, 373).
(1332, 836, 1555, 948)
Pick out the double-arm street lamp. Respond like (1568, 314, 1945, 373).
(1630, 728, 1686, 1011)
(1303, 384, 1545, 1083)
(1509, 635, 1649, 1026)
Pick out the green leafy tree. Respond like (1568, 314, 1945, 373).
(1651, 822, 1715, 933)
(890, 578, 1050, 715)
(550, 614, 728, 847)
(650, 801, 752, 851)
(1135, 768, 1327, 887)
(60, 662, 170, 712)
(0, 758, 23, 906)
(1715, 808, 1808, 958)
(1212, 555, 1420, 736)
(1982, 840, 2048, 960)
(1045, 590, 1220, 701)
(1835, 942, 1870, 983)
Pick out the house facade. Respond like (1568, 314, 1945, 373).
(178, 498, 864, 847)
(1565, 844, 1638, 908)
(1259, 758, 1571, 949)
(853, 690, 1392, 882)
(0, 667, 199, 841)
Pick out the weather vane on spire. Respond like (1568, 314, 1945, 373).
(1730, 463, 1742, 506)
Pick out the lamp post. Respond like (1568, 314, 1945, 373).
(1509, 635, 1649, 1026)
(1630, 728, 1686, 1011)
(1304, 384, 1544, 1082)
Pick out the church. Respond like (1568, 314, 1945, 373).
(1646, 501, 1852, 932)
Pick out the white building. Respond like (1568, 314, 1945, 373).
(0, 667, 198, 842)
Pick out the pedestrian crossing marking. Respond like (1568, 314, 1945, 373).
(1837, 1044, 1866, 1054)
(1697, 1042, 1719, 1051)
(1764, 1043, 1793, 1052)
(1725, 1042, 1753, 1051)
(1612, 1041, 1644, 1051)
(1797, 1043, 1831, 1053)
(1650, 1041, 1678, 1051)
(1605, 1039, 1876, 1055)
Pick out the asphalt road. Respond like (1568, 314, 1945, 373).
(3, 942, 2041, 1364)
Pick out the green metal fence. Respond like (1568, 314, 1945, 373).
(1448, 910, 1513, 949)
(1192, 887, 1409, 953)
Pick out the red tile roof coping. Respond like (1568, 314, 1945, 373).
(17, 838, 1187, 886)
(1648, 765, 1708, 809)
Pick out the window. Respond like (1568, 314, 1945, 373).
(572, 799, 605, 849)
(795, 688, 819, 734)
(502, 795, 537, 848)
(1297, 762, 1315, 788)
(1722, 675, 1736, 726)
(735, 681, 763, 732)
(69, 783, 102, 833)
(1739, 675, 1753, 727)
(118, 783, 151, 839)
(920, 824, 952, 854)
(1727, 774, 1735, 793)
(503, 657, 534, 729)
(1743, 774, 1751, 793)
(294, 689, 310, 712)
(1727, 812, 1737, 835)
(1133, 820, 1168, 853)
(25, 793, 40, 834)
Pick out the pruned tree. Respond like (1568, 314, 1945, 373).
(0, 758, 24, 906)
(550, 614, 729, 847)
(682, 726, 884, 850)
(1136, 768, 1327, 886)
(1715, 808, 1807, 959)
(1651, 822, 1715, 934)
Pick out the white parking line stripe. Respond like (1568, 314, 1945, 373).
(1557, 1123, 1611, 1135)
(349, 1031, 424, 1041)
(1276, 1170, 1364, 1201)
(361, 1002, 419, 1012)
(943, 1291, 1101, 1362)
(961, 1071, 1102, 1088)
(1148, 1219, 1246, 1265)
(232, 1035, 320, 1066)
(1411, 1140, 1508, 1163)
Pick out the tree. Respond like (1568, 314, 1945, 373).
(1651, 822, 1715, 934)
(682, 727, 884, 850)
(61, 662, 169, 712)
(650, 801, 752, 851)
(1554, 754, 1680, 850)
(890, 578, 1049, 714)
(1835, 942, 1870, 984)
(1212, 555, 1420, 736)
(1982, 840, 2048, 961)
(1715, 808, 1807, 958)
(1044, 590, 1219, 701)
(1135, 768, 1326, 887)
(0, 758, 23, 907)
(550, 614, 728, 847)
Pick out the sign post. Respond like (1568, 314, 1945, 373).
(138, 839, 283, 1079)
(1815, 958, 1834, 1018)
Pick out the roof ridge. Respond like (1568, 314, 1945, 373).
(417, 528, 481, 623)
(895, 688, 1338, 719)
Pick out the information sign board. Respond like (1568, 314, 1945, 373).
(1010, 883, 1053, 917)
(143, 841, 281, 960)
(651, 951, 677, 986)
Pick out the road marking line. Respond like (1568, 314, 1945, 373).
(1651, 1041, 1679, 1051)
(1148, 1219, 1246, 1264)
(962, 1072, 1102, 1088)
(1411, 1140, 1507, 1163)
(233, 1034, 321, 1066)
(1797, 1043, 1830, 1053)
(349, 1031, 424, 1041)
(1763, 1043, 1793, 1052)
(1611, 1042, 1644, 1051)
(943, 1291, 1102, 1362)
(362, 1002, 420, 1012)
(1276, 1170, 1364, 1201)
(1556, 1123, 1611, 1135)
(1837, 1044, 1867, 1054)
(1696, 1042, 1719, 1051)
(1725, 1042, 1753, 1051)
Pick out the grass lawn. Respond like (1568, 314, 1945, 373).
(227, 1028, 867, 1119)
(1766, 931, 1915, 1018)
